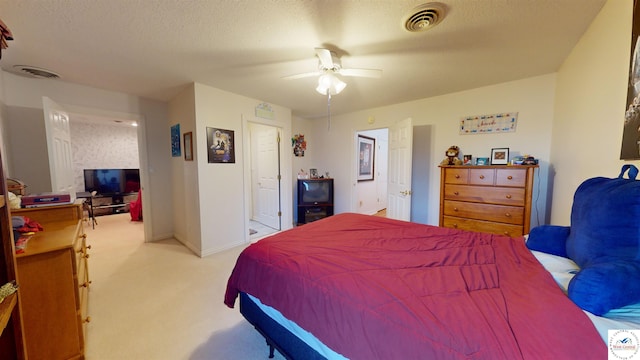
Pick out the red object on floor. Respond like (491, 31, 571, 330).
(130, 190, 142, 221)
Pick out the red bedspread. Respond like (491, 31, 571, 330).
(225, 213, 606, 359)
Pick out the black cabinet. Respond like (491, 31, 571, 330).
(297, 178, 334, 224)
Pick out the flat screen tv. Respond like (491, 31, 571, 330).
(84, 169, 140, 195)
(298, 179, 333, 205)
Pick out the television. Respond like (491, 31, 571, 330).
(84, 169, 140, 195)
(298, 179, 333, 205)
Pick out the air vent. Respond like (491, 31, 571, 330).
(12, 65, 60, 79)
(403, 3, 446, 32)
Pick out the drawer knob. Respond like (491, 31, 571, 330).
(453, 207, 459, 212)
(505, 213, 511, 217)
(479, 175, 485, 179)
(507, 176, 513, 180)
(455, 174, 460, 179)
(506, 194, 512, 199)
(454, 191, 459, 195)
(453, 224, 458, 228)
(504, 231, 509, 236)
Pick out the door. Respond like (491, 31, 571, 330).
(43, 97, 76, 201)
(387, 117, 413, 221)
(251, 123, 281, 230)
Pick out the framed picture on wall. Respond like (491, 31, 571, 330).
(171, 124, 181, 157)
(357, 135, 375, 181)
(206, 127, 235, 163)
(491, 147, 509, 165)
(183, 132, 193, 161)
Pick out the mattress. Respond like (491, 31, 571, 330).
(243, 247, 640, 359)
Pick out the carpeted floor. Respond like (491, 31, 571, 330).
(83, 213, 285, 359)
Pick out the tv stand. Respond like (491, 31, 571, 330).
(91, 193, 137, 216)
(296, 178, 334, 225)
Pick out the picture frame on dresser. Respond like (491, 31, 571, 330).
(491, 147, 509, 165)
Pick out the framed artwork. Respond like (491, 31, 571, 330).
(622, 1, 640, 159)
(310, 168, 318, 179)
(206, 127, 235, 163)
(463, 154, 472, 165)
(357, 135, 375, 181)
(171, 124, 181, 157)
(183, 132, 193, 161)
(491, 148, 509, 165)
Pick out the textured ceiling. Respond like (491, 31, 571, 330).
(0, 0, 607, 119)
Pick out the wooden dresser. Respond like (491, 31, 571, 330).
(439, 165, 537, 237)
(14, 202, 90, 359)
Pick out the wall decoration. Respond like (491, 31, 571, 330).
(206, 127, 235, 163)
(491, 148, 509, 165)
(183, 132, 193, 161)
(358, 135, 375, 181)
(292, 134, 306, 157)
(171, 124, 181, 157)
(622, 1, 640, 159)
(459, 112, 518, 135)
(255, 102, 275, 120)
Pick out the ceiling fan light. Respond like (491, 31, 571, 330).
(316, 73, 347, 95)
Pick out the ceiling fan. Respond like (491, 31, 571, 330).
(283, 48, 382, 96)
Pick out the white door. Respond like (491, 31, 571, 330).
(43, 97, 76, 201)
(252, 124, 280, 230)
(387, 117, 413, 221)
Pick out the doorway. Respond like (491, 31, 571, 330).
(245, 121, 283, 241)
(65, 105, 149, 242)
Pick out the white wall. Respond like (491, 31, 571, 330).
(0, 72, 173, 241)
(298, 74, 556, 227)
(170, 83, 292, 256)
(551, 0, 637, 224)
(168, 84, 200, 254)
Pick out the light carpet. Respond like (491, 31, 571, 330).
(83, 213, 285, 360)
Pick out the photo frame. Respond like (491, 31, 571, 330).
(357, 135, 375, 181)
(171, 124, 181, 157)
(183, 132, 193, 161)
(206, 127, 235, 163)
(491, 148, 509, 165)
(309, 168, 318, 179)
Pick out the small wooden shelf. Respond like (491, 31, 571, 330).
(0, 292, 17, 337)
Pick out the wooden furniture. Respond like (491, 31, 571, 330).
(297, 179, 334, 225)
(0, 156, 26, 358)
(439, 165, 537, 237)
(15, 203, 90, 359)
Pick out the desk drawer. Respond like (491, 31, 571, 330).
(443, 200, 524, 225)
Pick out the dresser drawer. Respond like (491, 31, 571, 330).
(442, 216, 524, 237)
(469, 168, 495, 185)
(444, 168, 468, 184)
(443, 200, 524, 225)
(496, 169, 527, 187)
(444, 185, 525, 206)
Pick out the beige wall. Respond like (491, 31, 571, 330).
(551, 0, 637, 224)
(298, 74, 556, 227)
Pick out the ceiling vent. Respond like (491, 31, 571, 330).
(403, 3, 446, 32)
(12, 65, 60, 79)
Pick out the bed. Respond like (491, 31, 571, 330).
(224, 212, 639, 359)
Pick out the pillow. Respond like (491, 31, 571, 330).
(526, 225, 570, 258)
(560, 165, 640, 314)
(568, 261, 640, 316)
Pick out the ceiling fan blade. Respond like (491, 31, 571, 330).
(315, 48, 334, 69)
(282, 71, 321, 80)
(340, 68, 383, 79)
